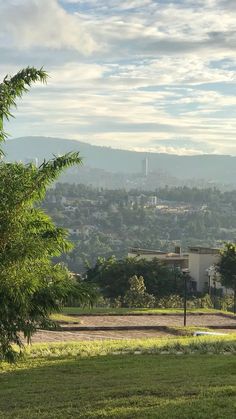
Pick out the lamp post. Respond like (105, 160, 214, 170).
(213, 279, 216, 309)
(206, 268, 211, 296)
(206, 265, 216, 308)
(234, 275, 236, 315)
(182, 268, 190, 327)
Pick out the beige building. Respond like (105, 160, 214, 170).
(188, 247, 220, 293)
(128, 246, 227, 294)
(128, 247, 189, 270)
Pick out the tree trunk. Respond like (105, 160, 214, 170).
(234, 288, 236, 315)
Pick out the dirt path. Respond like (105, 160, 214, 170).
(30, 314, 235, 343)
(31, 329, 172, 343)
(67, 314, 236, 328)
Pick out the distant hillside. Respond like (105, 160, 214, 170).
(3, 136, 236, 185)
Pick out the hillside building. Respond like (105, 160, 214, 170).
(147, 196, 158, 206)
(128, 245, 228, 294)
(188, 246, 220, 293)
(128, 247, 189, 270)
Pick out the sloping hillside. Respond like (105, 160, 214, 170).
(3, 136, 236, 184)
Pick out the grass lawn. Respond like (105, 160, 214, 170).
(62, 306, 234, 316)
(50, 313, 80, 323)
(0, 337, 235, 418)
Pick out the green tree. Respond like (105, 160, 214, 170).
(85, 256, 183, 299)
(123, 275, 155, 308)
(0, 68, 94, 361)
(217, 242, 236, 313)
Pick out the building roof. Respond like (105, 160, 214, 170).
(129, 247, 165, 255)
(188, 246, 220, 255)
(129, 248, 188, 259)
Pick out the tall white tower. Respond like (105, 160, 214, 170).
(142, 157, 148, 177)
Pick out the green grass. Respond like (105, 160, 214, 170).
(62, 306, 233, 316)
(50, 313, 80, 323)
(23, 335, 236, 359)
(0, 337, 235, 418)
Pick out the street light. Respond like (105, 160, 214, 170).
(182, 268, 190, 326)
(206, 267, 211, 296)
(213, 278, 217, 309)
(206, 265, 217, 308)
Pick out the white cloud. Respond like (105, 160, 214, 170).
(1, 0, 236, 155)
(0, 0, 98, 54)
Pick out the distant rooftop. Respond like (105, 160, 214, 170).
(188, 246, 220, 255)
(129, 247, 188, 259)
(129, 248, 165, 255)
(129, 246, 221, 258)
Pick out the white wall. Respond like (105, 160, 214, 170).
(189, 252, 220, 292)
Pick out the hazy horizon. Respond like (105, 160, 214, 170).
(6, 135, 235, 157)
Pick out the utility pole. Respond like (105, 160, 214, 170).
(182, 268, 190, 326)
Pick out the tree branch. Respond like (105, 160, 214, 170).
(0, 67, 48, 151)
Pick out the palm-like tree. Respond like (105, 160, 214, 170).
(0, 68, 94, 361)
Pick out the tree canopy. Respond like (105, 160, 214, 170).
(85, 255, 184, 300)
(217, 242, 236, 313)
(0, 68, 93, 361)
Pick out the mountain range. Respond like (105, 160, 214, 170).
(2, 136, 236, 187)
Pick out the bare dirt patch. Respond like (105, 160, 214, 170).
(31, 329, 171, 343)
(30, 314, 235, 343)
(60, 314, 236, 328)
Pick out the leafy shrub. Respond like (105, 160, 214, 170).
(196, 294, 214, 308)
(123, 275, 155, 308)
(218, 294, 234, 311)
(94, 295, 111, 307)
(156, 294, 183, 308)
(112, 296, 122, 308)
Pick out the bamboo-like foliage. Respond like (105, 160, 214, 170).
(217, 242, 236, 314)
(0, 68, 94, 361)
(0, 67, 47, 150)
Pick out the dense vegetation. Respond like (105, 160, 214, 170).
(217, 242, 236, 313)
(42, 183, 236, 273)
(0, 69, 93, 361)
(85, 256, 184, 300)
(82, 255, 235, 310)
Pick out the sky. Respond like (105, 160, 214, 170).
(1, 0, 236, 155)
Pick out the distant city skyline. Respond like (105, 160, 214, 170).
(1, 0, 236, 155)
